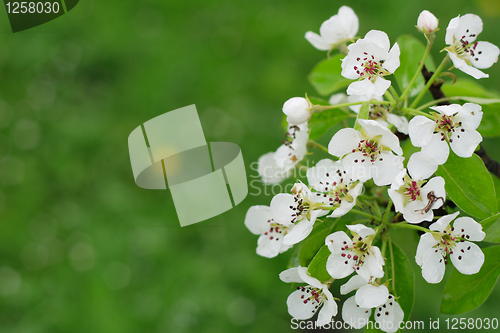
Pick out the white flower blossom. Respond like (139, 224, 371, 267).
(388, 166, 446, 223)
(417, 10, 439, 34)
(305, 6, 358, 51)
(325, 224, 384, 280)
(283, 97, 311, 125)
(328, 119, 404, 186)
(341, 30, 400, 99)
(280, 266, 337, 327)
(341, 276, 402, 332)
(408, 103, 483, 179)
(306, 159, 363, 218)
(445, 14, 500, 79)
(244, 205, 292, 258)
(347, 95, 409, 134)
(270, 182, 328, 245)
(257, 122, 309, 184)
(415, 212, 485, 284)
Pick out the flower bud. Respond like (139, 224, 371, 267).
(417, 10, 439, 34)
(282, 97, 311, 125)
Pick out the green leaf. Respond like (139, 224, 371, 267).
(394, 35, 435, 97)
(308, 54, 352, 96)
(481, 213, 500, 243)
(354, 102, 370, 131)
(441, 246, 500, 314)
(307, 245, 331, 282)
(309, 111, 352, 140)
(441, 79, 500, 137)
(299, 220, 338, 266)
(436, 151, 498, 220)
(287, 245, 301, 269)
(386, 241, 415, 323)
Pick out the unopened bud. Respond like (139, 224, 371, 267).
(283, 97, 311, 125)
(417, 10, 439, 34)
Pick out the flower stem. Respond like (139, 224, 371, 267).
(382, 200, 393, 224)
(400, 40, 433, 101)
(350, 209, 381, 222)
(409, 54, 450, 109)
(401, 107, 434, 120)
(312, 100, 391, 113)
(390, 222, 431, 233)
(389, 85, 400, 100)
(307, 140, 329, 153)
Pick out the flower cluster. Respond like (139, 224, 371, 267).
(246, 6, 497, 331)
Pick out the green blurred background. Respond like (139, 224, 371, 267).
(0, 0, 500, 332)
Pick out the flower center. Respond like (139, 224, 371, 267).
(405, 181, 421, 201)
(263, 221, 289, 241)
(351, 139, 381, 163)
(297, 286, 325, 308)
(339, 236, 372, 271)
(354, 53, 389, 82)
(434, 114, 464, 143)
(433, 225, 473, 263)
(450, 29, 478, 61)
(289, 195, 310, 224)
(369, 104, 389, 120)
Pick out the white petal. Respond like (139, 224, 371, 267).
(407, 151, 439, 180)
(283, 97, 311, 125)
(329, 198, 356, 217)
(359, 119, 403, 155)
(374, 296, 404, 333)
(257, 231, 286, 258)
(297, 265, 324, 289)
(342, 151, 372, 182)
(421, 249, 446, 284)
(346, 79, 376, 99)
(372, 154, 404, 186)
(305, 31, 331, 51)
(386, 114, 408, 134)
(468, 41, 500, 69)
(287, 289, 319, 320)
(430, 104, 463, 117)
(408, 116, 435, 147)
(317, 288, 338, 326)
(347, 224, 375, 238)
(364, 30, 390, 51)
(445, 15, 460, 45)
(325, 231, 351, 254)
(356, 284, 389, 309)
(280, 267, 302, 283)
(450, 128, 482, 158)
(430, 211, 460, 232)
(454, 14, 483, 45)
(453, 217, 485, 241)
(270, 193, 296, 225)
(415, 233, 438, 266)
(282, 215, 315, 245)
(329, 93, 348, 105)
(372, 77, 392, 96)
(450, 241, 484, 275)
(358, 247, 385, 280)
(307, 159, 340, 189)
(454, 103, 483, 131)
(244, 205, 273, 235)
(336, 6, 359, 39)
(383, 43, 401, 73)
(326, 251, 355, 279)
(448, 51, 489, 79)
(342, 296, 371, 329)
(328, 128, 362, 157)
(340, 275, 368, 295)
(420, 133, 450, 165)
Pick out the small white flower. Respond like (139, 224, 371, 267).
(408, 103, 483, 178)
(415, 212, 485, 284)
(328, 119, 404, 186)
(341, 30, 400, 99)
(244, 205, 292, 258)
(270, 182, 327, 245)
(307, 159, 363, 218)
(280, 266, 337, 327)
(325, 224, 384, 280)
(283, 97, 311, 125)
(445, 14, 500, 79)
(257, 122, 309, 184)
(305, 6, 358, 51)
(417, 10, 439, 34)
(341, 276, 402, 332)
(347, 95, 409, 134)
(388, 167, 446, 223)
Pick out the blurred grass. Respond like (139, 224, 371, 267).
(0, 0, 499, 332)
